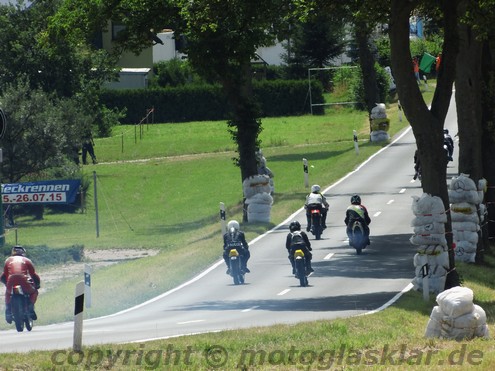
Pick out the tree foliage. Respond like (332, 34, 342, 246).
(0, 80, 91, 183)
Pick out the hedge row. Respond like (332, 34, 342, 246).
(100, 80, 324, 124)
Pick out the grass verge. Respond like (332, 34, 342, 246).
(1, 253, 493, 370)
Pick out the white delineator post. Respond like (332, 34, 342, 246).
(73, 281, 85, 352)
(220, 202, 226, 235)
(353, 130, 359, 155)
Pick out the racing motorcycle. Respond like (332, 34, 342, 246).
(349, 220, 367, 255)
(228, 249, 245, 285)
(10, 284, 34, 332)
(293, 249, 309, 287)
(309, 207, 323, 240)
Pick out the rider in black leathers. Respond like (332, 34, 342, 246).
(285, 221, 313, 275)
(223, 220, 250, 274)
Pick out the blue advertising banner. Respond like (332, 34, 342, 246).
(1, 180, 81, 205)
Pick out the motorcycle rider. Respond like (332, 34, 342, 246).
(443, 129, 454, 161)
(285, 221, 313, 275)
(1, 245, 41, 323)
(345, 195, 371, 246)
(223, 220, 251, 274)
(304, 184, 329, 232)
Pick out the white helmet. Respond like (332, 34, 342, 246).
(311, 184, 321, 193)
(227, 220, 240, 232)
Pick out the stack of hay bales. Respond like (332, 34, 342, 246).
(410, 193, 449, 294)
(370, 103, 390, 142)
(243, 174, 273, 223)
(425, 286, 490, 340)
(449, 174, 485, 263)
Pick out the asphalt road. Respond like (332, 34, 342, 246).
(0, 102, 459, 353)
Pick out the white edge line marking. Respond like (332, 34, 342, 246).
(324, 253, 335, 260)
(241, 306, 259, 313)
(177, 320, 205, 325)
(387, 199, 394, 205)
(125, 330, 223, 344)
(399, 188, 406, 194)
(278, 289, 291, 296)
(373, 211, 382, 217)
(87, 126, 414, 322)
(359, 283, 414, 316)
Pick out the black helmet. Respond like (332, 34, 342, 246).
(351, 194, 361, 205)
(11, 245, 26, 256)
(289, 220, 301, 232)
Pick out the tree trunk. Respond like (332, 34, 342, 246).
(221, 61, 262, 222)
(389, 0, 460, 288)
(455, 1, 485, 262)
(481, 39, 495, 246)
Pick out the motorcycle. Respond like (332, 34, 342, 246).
(228, 249, 245, 285)
(10, 285, 34, 332)
(309, 207, 323, 240)
(293, 249, 309, 287)
(349, 220, 367, 255)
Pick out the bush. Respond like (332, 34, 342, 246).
(100, 79, 324, 124)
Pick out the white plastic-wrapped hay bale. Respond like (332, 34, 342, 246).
(425, 286, 490, 340)
(370, 130, 390, 142)
(410, 194, 448, 294)
(370, 103, 387, 119)
(246, 192, 273, 223)
(243, 175, 271, 199)
(412, 249, 448, 293)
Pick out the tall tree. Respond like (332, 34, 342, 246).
(389, 0, 461, 287)
(49, 0, 293, 221)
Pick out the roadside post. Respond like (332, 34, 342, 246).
(73, 281, 85, 352)
(353, 130, 359, 155)
(220, 202, 226, 235)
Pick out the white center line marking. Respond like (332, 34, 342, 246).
(387, 199, 394, 205)
(177, 320, 205, 325)
(278, 289, 291, 296)
(399, 188, 406, 194)
(324, 253, 335, 260)
(241, 306, 259, 313)
(373, 211, 382, 217)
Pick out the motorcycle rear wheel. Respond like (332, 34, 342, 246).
(230, 258, 244, 285)
(11, 296, 25, 332)
(295, 259, 308, 287)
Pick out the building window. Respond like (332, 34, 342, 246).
(112, 22, 126, 40)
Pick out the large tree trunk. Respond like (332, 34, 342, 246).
(222, 61, 262, 222)
(481, 39, 495, 246)
(389, 0, 460, 288)
(455, 0, 485, 262)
